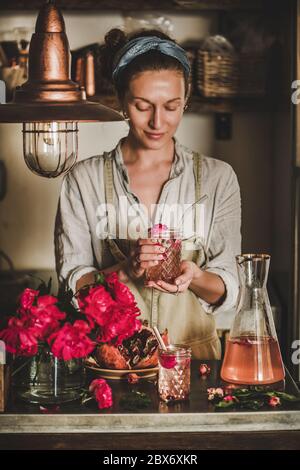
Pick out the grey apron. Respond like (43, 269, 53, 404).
(102, 150, 221, 360)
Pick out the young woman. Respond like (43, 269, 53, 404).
(54, 28, 241, 359)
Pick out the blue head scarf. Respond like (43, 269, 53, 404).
(112, 36, 190, 82)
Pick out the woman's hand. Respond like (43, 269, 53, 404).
(145, 260, 196, 294)
(125, 238, 166, 281)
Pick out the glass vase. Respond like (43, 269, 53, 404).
(13, 346, 86, 404)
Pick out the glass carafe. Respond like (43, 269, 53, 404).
(220, 254, 285, 385)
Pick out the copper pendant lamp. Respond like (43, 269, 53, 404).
(0, 0, 123, 178)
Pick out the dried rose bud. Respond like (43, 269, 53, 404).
(208, 393, 215, 401)
(268, 396, 281, 407)
(224, 395, 235, 402)
(199, 363, 211, 376)
(215, 387, 224, 398)
(224, 384, 236, 395)
(127, 373, 139, 384)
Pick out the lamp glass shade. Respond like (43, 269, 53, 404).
(23, 121, 78, 178)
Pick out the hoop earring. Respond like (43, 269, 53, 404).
(184, 104, 188, 112)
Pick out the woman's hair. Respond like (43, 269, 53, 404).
(100, 28, 190, 102)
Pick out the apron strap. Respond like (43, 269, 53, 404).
(193, 151, 202, 201)
(103, 152, 127, 263)
(192, 151, 202, 240)
(192, 151, 206, 266)
(103, 152, 114, 221)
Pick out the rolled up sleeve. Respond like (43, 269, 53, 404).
(54, 171, 98, 294)
(199, 165, 241, 314)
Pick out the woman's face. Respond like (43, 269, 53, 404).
(123, 69, 186, 150)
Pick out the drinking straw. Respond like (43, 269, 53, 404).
(176, 194, 208, 231)
(153, 325, 167, 351)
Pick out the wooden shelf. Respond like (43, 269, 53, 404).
(90, 93, 273, 114)
(0, 0, 268, 12)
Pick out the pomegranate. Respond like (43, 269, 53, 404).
(96, 320, 169, 370)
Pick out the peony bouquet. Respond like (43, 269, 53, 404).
(0, 272, 164, 408)
(77, 272, 168, 370)
(0, 279, 95, 361)
(0, 271, 164, 367)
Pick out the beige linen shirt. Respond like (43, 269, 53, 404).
(54, 137, 242, 315)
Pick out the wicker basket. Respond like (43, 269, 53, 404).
(196, 50, 266, 98)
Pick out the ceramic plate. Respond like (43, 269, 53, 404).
(85, 357, 158, 380)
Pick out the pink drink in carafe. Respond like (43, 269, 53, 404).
(221, 336, 285, 384)
(220, 254, 285, 386)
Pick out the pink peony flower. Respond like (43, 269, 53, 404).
(106, 272, 136, 306)
(89, 378, 113, 409)
(18, 288, 39, 312)
(268, 396, 281, 407)
(33, 295, 60, 309)
(78, 285, 116, 327)
(0, 317, 38, 356)
(48, 320, 95, 360)
(27, 295, 66, 340)
(97, 305, 141, 346)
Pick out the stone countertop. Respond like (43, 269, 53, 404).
(0, 360, 300, 435)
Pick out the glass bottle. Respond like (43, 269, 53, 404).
(220, 254, 285, 385)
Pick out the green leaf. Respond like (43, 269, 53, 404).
(232, 389, 254, 398)
(47, 277, 52, 294)
(212, 386, 300, 411)
(36, 278, 51, 296)
(265, 392, 278, 397)
(275, 392, 300, 402)
(239, 400, 265, 410)
(95, 272, 105, 285)
(119, 391, 151, 411)
(215, 400, 235, 409)
(80, 388, 95, 405)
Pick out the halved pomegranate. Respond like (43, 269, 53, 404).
(96, 320, 169, 370)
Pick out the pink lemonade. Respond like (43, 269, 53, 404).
(158, 345, 191, 403)
(220, 336, 285, 385)
(146, 238, 182, 283)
